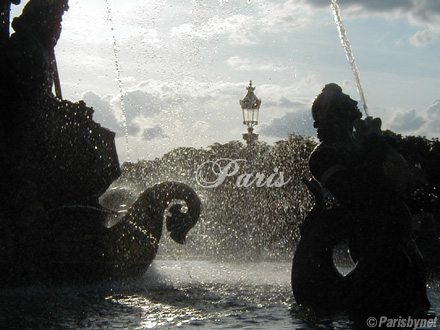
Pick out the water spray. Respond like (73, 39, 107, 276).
(105, 0, 131, 161)
(330, 0, 369, 117)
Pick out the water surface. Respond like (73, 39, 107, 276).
(1, 259, 439, 329)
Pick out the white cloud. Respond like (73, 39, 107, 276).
(256, 0, 313, 32)
(259, 109, 315, 139)
(81, 75, 327, 160)
(409, 28, 437, 46)
(389, 109, 426, 133)
(11, 0, 439, 163)
(306, 0, 440, 45)
(170, 14, 258, 45)
(83, 90, 142, 137)
(226, 56, 285, 72)
(122, 90, 164, 118)
(192, 121, 211, 133)
(427, 99, 440, 116)
(341, 79, 353, 92)
(407, 0, 440, 30)
(424, 99, 440, 135)
(83, 91, 123, 136)
(142, 125, 169, 141)
(271, 0, 440, 50)
(169, 1, 316, 46)
(386, 100, 440, 138)
(141, 29, 163, 46)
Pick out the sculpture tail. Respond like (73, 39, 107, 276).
(104, 182, 201, 277)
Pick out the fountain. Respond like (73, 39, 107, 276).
(290, 2, 435, 316)
(330, 0, 368, 116)
(104, 0, 131, 161)
(0, 1, 439, 329)
(0, 0, 201, 283)
(292, 83, 430, 315)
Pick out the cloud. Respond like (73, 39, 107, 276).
(83, 91, 123, 135)
(226, 56, 285, 72)
(140, 28, 162, 46)
(256, 0, 313, 32)
(82, 91, 141, 137)
(82, 78, 245, 144)
(303, 0, 440, 45)
(385, 99, 440, 138)
(192, 121, 211, 133)
(263, 97, 306, 109)
(259, 110, 315, 138)
(170, 14, 258, 45)
(122, 90, 163, 118)
(409, 28, 437, 46)
(306, 0, 412, 15)
(389, 108, 426, 133)
(169, 1, 315, 46)
(424, 99, 440, 135)
(427, 99, 440, 115)
(84, 83, 200, 140)
(80, 77, 368, 161)
(142, 125, 169, 141)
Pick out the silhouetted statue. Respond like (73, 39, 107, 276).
(0, 0, 120, 226)
(292, 83, 430, 315)
(0, 1, 21, 46)
(6, 182, 201, 281)
(0, 0, 202, 282)
(1, 0, 67, 101)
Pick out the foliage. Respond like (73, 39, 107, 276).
(112, 132, 440, 261)
(113, 135, 317, 260)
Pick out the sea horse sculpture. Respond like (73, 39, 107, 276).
(102, 181, 201, 279)
(0, 1, 202, 282)
(292, 84, 430, 315)
(292, 178, 353, 310)
(1, 181, 201, 282)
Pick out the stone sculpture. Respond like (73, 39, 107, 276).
(0, 0, 201, 283)
(292, 83, 430, 315)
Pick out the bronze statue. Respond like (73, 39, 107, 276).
(292, 83, 430, 315)
(0, 0, 202, 283)
(2, 0, 67, 100)
(4, 182, 201, 282)
(0, 1, 21, 45)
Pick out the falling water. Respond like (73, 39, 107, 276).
(330, 0, 369, 116)
(105, 0, 131, 160)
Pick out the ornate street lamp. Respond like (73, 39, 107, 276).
(240, 80, 261, 146)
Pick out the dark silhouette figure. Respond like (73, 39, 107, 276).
(1, 0, 68, 101)
(292, 83, 430, 315)
(4, 182, 201, 282)
(0, 1, 21, 46)
(0, 1, 202, 282)
(0, 0, 120, 227)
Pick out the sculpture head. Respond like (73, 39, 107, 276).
(11, 0, 69, 48)
(312, 83, 362, 142)
(166, 204, 198, 244)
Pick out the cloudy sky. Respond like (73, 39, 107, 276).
(11, 0, 440, 162)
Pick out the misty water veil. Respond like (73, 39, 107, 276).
(2, 1, 440, 329)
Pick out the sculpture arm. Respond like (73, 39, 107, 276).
(309, 145, 364, 204)
(309, 142, 400, 206)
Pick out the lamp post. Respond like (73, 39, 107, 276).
(239, 81, 262, 257)
(240, 80, 261, 148)
(240, 80, 261, 178)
